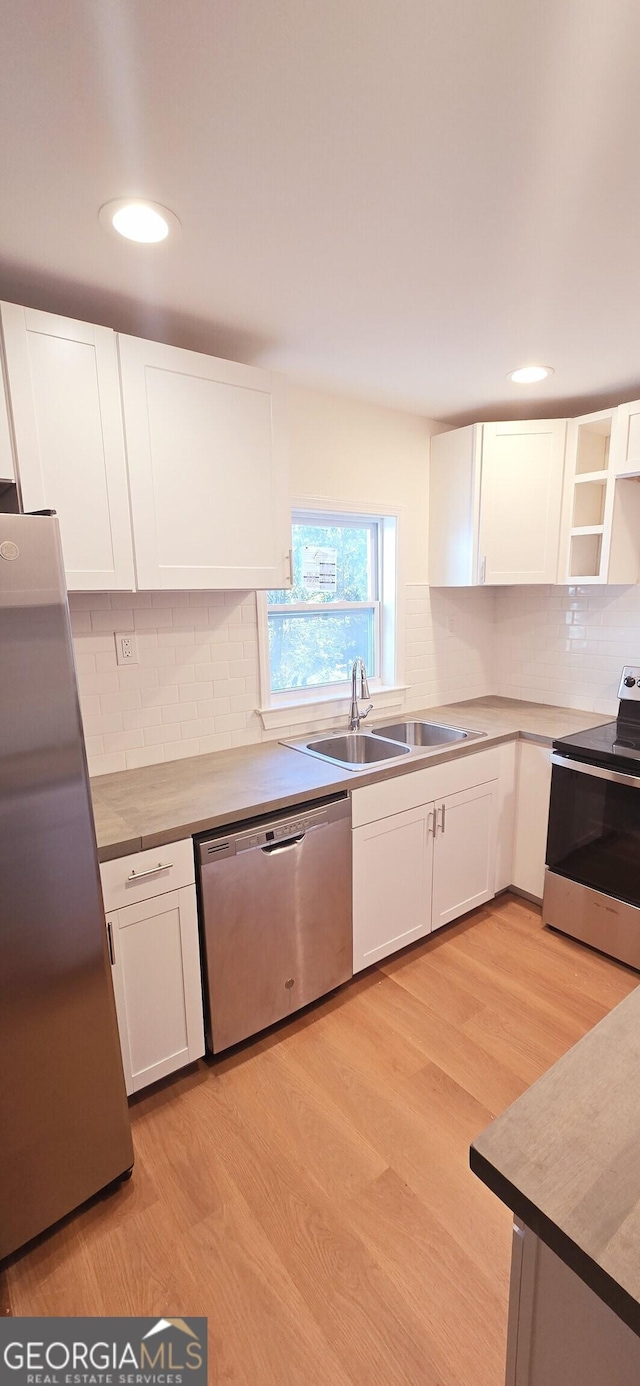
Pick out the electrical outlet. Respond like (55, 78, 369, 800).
(115, 632, 138, 666)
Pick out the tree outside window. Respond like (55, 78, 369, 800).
(267, 513, 381, 693)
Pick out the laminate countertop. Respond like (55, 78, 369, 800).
(91, 695, 609, 861)
(471, 982, 640, 1338)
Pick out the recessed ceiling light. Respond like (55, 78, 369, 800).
(507, 365, 553, 385)
(99, 199, 180, 243)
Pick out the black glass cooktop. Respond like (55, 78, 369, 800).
(555, 716, 640, 770)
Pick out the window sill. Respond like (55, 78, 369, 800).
(257, 685, 408, 732)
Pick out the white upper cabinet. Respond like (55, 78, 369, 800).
(0, 355, 15, 482)
(118, 335, 291, 590)
(478, 420, 567, 584)
(428, 424, 480, 585)
(429, 419, 567, 586)
(558, 408, 640, 584)
(613, 398, 640, 477)
(1, 304, 135, 590)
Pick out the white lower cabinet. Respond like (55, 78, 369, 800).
(352, 748, 501, 972)
(101, 841, 205, 1095)
(512, 741, 552, 901)
(352, 804, 433, 971)
(431, 781, 498, 931)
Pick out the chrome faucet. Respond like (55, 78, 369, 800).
(348, 657, 374, 731)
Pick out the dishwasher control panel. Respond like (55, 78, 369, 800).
(197, 794, 349, 863)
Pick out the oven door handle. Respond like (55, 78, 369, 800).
(551, 752, 640, 789)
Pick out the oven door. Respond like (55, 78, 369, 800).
(546, 753, 640, 908)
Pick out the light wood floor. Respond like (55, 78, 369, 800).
(3, 894, 637, 1384)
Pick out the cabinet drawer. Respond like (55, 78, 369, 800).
(352, 746, 501, 826)
(100, 838, 195, 911)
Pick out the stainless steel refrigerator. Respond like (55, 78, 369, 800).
(0, 513, 133, 1261)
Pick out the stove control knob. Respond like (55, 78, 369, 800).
(624, 676, 637, 687)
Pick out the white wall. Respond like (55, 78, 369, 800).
(287, 384, 438, 583)
(72, 383, 496, 776)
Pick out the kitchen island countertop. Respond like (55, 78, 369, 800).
(471, 979, 640, 1338)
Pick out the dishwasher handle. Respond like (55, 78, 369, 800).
(260, 832, 305, 854)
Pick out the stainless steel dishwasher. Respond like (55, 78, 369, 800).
(197, 793, 352, 1052)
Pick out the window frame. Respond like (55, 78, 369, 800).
(256, 497, 406, 730)
(267, 509, 383, 692)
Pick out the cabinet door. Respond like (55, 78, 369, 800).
(513, 741, 552, 900)
(0, 356, 15, 481)
(352, 804, 433, 972)
(1, 304, 134, 590)
(428, 425, 481, 585)
(431, 780, 498, 931)
(118, 334, 290, 590)
(107, 884, 205, 1095)
(479, 420, 567, 584)
(613, 397, 640, 476)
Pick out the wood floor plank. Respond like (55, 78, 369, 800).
(343, 1168, 507, 1386)
(4, 893, 633, 1385)
(281, 1008, 513, 1287)
(353, 971, 528, 1115)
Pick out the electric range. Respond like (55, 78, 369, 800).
(543, 666, 640, 970)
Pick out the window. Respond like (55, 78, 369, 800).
(260, 506, 399, 711)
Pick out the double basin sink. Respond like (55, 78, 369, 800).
(284, 719, 485, 771)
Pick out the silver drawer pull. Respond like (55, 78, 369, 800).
(127, 861, 173, 881)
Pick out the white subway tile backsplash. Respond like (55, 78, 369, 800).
(88, 751, 127, 775)
(125, 746, 165, 770)
(494, 584, 640, 714)
(103, 729, 144, 753)
(71, 582, 491, 776)
(122, 707, 163, 730)
(161, 701, 199, 724)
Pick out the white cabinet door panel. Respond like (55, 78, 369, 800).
(431, 781, 498, 930)
(0, 357, 15, 481)
(108, 884, 204, 1094)
(118, 334, 290, 589)
(352, 804, 433, 972)
(1, 304, 134, 590)
(513, 741, 552, 899)
(479, 420, 567, 584)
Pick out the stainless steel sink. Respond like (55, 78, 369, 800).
(282, 719, 485, 770)
(291, 732, 411, 770)
(371, 720, 472, 747)
(307, 733, 411, 766)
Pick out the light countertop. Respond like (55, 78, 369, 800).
(91, 696, 609, 861)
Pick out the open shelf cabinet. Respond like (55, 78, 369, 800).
(561, 409, 640, 583)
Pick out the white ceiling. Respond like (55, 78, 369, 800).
(3, 0, 640, 423)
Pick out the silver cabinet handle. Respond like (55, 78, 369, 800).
(106, 920, 115, 966)
(127, 861, 173, 881)
(427, 809, 436, 838)
(438, 803, 446, 834)
(480, 555, 487, 584)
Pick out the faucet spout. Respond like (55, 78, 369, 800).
(349, 658, 373, 731)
